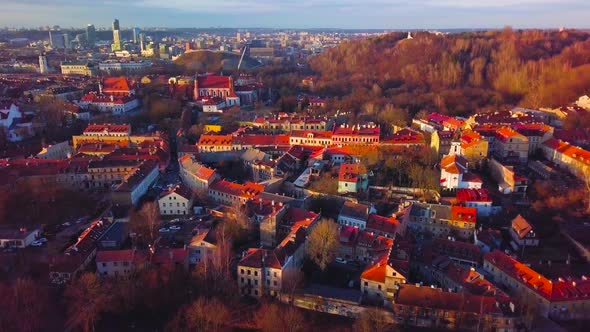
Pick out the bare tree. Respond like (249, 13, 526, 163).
(282, 267, 305, 302)
(353, 308, 392, 332)
(64, 273, 113, 332)
(184, 297, 230, 332)
(255, 302, 307, 332)
(306, 218, 339, 271)
(129, 201, 160, 248)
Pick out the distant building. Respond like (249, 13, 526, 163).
(38, 53, 48, 74)
(86, 24, 96, 46)
(61, 61, 97, 76)
(112, 19, 122, 51)
(193, 74, 240, 107)
(98, 60, 152, 73)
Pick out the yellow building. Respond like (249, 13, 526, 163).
(204, 124, 222, 133)
(460, 130, 489, 165)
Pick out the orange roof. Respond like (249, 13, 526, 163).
(451, 206, 477, 223)
(361, 259, 388, 283)
(441, 154, 468, 174)
(210, 180, 264, 198)
(366, 213, 399, 235)
(290, 130, 332, 139)
(495, 127, 527, 143)
(103, 77, 133, 92)
(511, 214, 533, 239)
(198, 134, 233, 146)
(544, 138, 590, 167)
(338, 163, 363, 182)
(84, 123, 130, 134)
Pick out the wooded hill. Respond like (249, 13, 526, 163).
(309, 29, 590, 117)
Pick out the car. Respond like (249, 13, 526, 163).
(30, 241, 43, 247)
(38, 238, 48, 243)
(335, 257, 347, 264)
(169, 225, 181, 231)
(170, 218, 181, 223)
(62, 222, 72, 227)
(159, 228, 170, 233)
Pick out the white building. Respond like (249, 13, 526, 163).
(440, 154, 482, 190)
(188, 228, 217, 265)
(78, 94, 139, 114)
(158, 184, 193, 216)
(36, 141, 73, 159)
(0, 227, 41, 248)
(178, 155, 218, 192)
(98, 60, 152, 73)
(337, 201, 373, 230)
(96, 249, 148, 278)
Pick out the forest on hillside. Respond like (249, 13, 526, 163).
(308, 28, 590, 117)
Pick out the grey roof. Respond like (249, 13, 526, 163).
(339, 201, 369, 221)
(409, 202, 451, 220)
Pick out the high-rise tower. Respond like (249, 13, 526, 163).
(86, 24, 96, 46)
(132, 27, 140, 44)
(111, 19, 121, 51)
(39, 53, 49, 74)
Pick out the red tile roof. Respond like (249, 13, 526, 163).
(511, 214, 533, 239)
(366, 213, 399, 235)
(451, 206, 477, 223)
(395, 284, 501, 315)
(338, 163, 363, 182)
(197, 75, 231, 89)
(456, 188, 492, 202)
(103, 77, 133, 94)
(96, 249, 149, 264)
(441, 154, 468, 174)
(239, 248, 282, 269)
(210, 180, 264, 199)
(84, 123, 131, 134)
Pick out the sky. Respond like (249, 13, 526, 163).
(2, 0, 590, 29)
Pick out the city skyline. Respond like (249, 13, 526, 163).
(2, 0, 590, 29)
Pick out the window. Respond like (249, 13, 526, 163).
(254, 271, 258, 276)
(247, 270, 251, 275)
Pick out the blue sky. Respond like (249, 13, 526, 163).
(2, 0, 589, 29)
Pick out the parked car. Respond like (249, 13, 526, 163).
(159, 228, 170, 233)
(169, 225, 181, 231)
(335, 257, 347, 264)
(62, 222, 72, 227)
(30, 241, 44, 247)
(38, 238, 48, 243)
